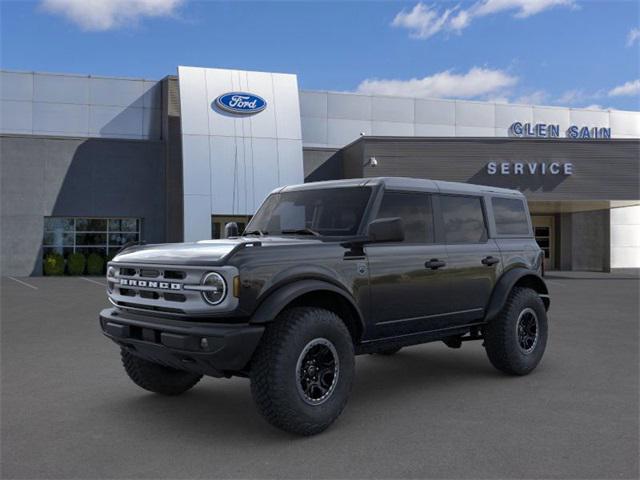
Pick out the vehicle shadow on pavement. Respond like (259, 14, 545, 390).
(99, 345, 512, 440)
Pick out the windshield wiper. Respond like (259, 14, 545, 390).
(244, 229, 267, 236)
(281, 228, 321, 237)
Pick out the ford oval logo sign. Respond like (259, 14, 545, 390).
(214, 92, 267, 115)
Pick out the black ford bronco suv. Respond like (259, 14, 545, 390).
(100, 177, 549, 435)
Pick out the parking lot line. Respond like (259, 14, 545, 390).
(80, 277, 107, 287)
(7, 277, 38, 290)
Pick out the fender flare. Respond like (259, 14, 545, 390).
(484, 268, 550, 322)
(249, 279, 365, 332)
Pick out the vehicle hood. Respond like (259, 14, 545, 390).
(112, 236, 324, 265)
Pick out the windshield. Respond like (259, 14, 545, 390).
(245, 187, 372, 237)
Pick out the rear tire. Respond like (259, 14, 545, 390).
(250, 307, 355, 436)
(483, 287, 548, 375)
(121, 349, 202, 395)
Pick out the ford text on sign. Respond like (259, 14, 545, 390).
(214, 92, 267, 115)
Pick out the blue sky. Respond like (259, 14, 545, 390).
(1, 0, 639, 110)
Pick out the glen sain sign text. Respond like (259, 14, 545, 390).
(510, 122, 611, 139)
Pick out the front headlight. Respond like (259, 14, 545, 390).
(107, 266, 116, 293)
(201, 272, 227, 305)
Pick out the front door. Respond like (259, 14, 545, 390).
(532, 216, 555, 270)
(365, 190, 451, 339)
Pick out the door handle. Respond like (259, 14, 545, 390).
(425, 259, 446, 270)
(482, 256, 500, 266)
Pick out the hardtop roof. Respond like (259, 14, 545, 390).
(276, 177, 523, 198)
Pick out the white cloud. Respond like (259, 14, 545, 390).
(627, 28, 640, 47)
(608, 79, 640, 97)
(356, 67, 518, 99)
(556, 89, 587, 105)
(392, 0, 576, 39)
(391, 3, 457, 39)
(515, 90, 548, 105)
(40, 0, 184, 31)
(583, 104, 605, 110)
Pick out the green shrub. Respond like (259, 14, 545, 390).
(87, 253, 105, 276)
(67, 252, 86, 276)
(43, 253, 65, 276)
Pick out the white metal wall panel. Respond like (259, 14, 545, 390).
(0, 100, 32, 133)
(89, 105, 143, 137)
(327, 118, 371, 145)
(455, 101, 495, 127)
(532, 106, 571, 133)
(182, 135, 211, 196)
(415, 99, 455, 125)
(495, 104, 534, 128)
(178, 66, 303, 241)
(372, 121, 414, 136)
(570, 109, 609, 128)
(327, 93, 371, 120)
(299, 91, 327, 118)
(1, 71, 33, 101)
(610, 205, 640, 268)
(34, 73, 89, 104)
(414, 123, 455, 136)
(372, 96, 414, 123)
(301, 116, 328, 145)
(610, 110, 640, 137)
(33, 102, 89, 136)
(184, 195, 212, 242)
(299, 89, 640, 147)
(274, 73, 303, 140)
(90, 77, 144, 107)
(0, 70, 161, 140)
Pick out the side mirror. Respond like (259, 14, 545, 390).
(367, 217, 404, 243)
(224, 222, 239, 238)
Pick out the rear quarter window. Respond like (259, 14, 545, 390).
(492, 197, 531, 235)
(440, 195, 487, 243)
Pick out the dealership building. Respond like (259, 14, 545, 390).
(1, 66, 639, 276)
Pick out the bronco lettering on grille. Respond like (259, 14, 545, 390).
(119, 279, 181, 290)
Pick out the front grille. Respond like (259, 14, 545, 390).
(108, 262, 238, 317)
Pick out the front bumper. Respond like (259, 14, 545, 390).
(99, 308, 264, 377)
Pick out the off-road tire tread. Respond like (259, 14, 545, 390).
(483, 287, 547, 376)
(121, 349, 202, 395)
(250, 307, 354, 436)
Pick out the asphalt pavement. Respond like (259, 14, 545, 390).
(1, 271, 638, 479)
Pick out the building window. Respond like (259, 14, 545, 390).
(43, 217, 140, 260)
(440, 195, 488, 244)
(211, 215, 252, 239)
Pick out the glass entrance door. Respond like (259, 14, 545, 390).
(211, 215, 252, 239)
(532, 216, 555, 270)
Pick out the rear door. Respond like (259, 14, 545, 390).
(438, 194, 502, 325)
(365, 190, 450, 339)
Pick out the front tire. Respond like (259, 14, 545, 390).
(250, 307, 355, 436)
(483, 287, 548, 375)
(121, 349, 202, 395)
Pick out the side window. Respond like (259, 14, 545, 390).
(440, 195, 487, 243)
(492, 197, 530, 235)
(375, 191, 434, 243)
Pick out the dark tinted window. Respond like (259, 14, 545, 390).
(246, 187, 371, 237)
(376, 191, 433, 243)
(440, 195, 487, 243)
(492, 198, 530, 235)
